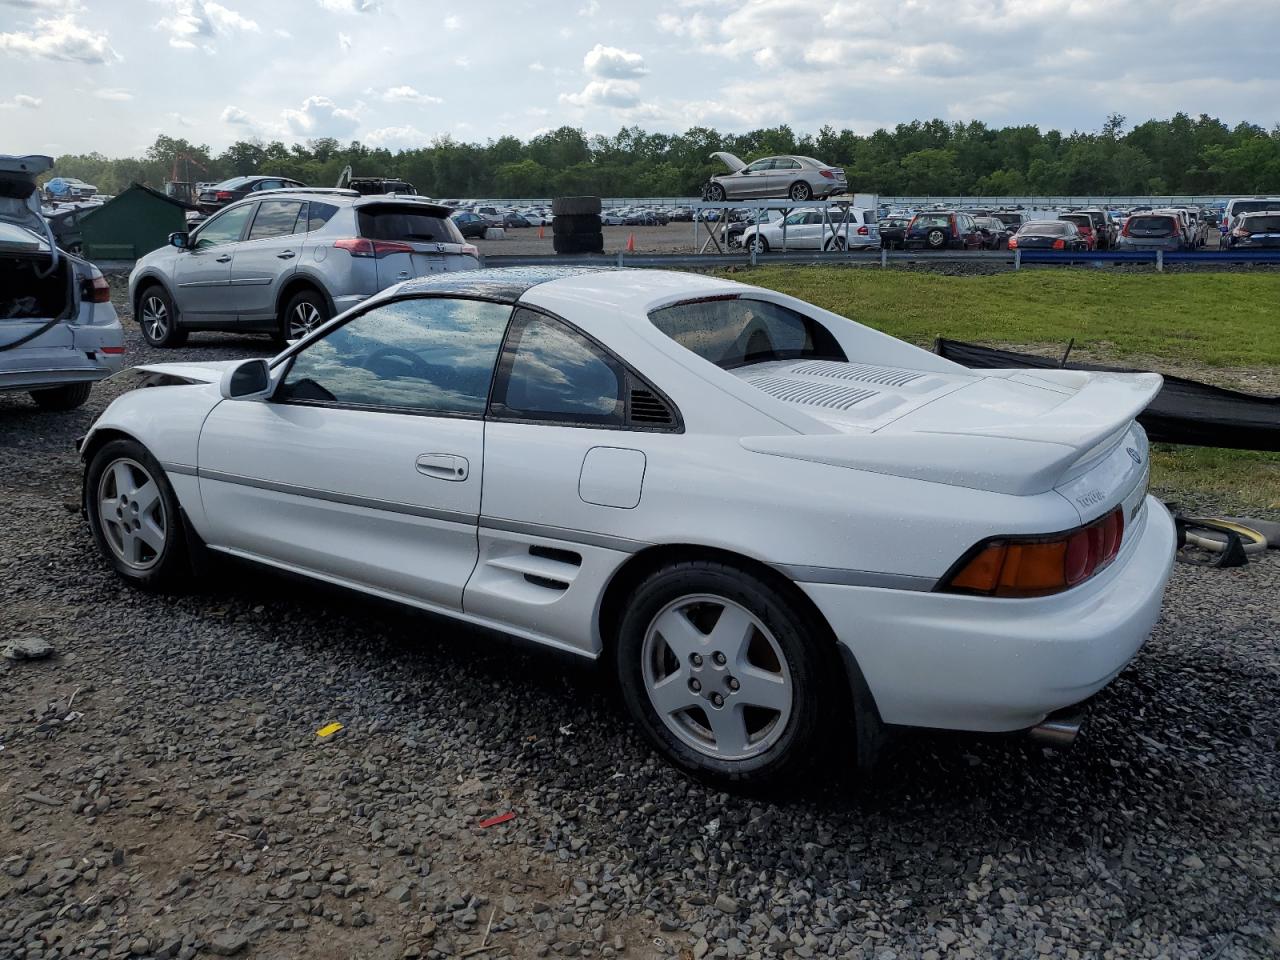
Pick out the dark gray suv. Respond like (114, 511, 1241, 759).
(128, 189, 480, 347)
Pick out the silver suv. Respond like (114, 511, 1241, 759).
(128, 189, 480, 347)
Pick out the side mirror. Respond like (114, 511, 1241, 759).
(169, 231, 189, 249)
(219, 358, 273, 401)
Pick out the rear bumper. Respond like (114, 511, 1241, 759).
(1, 317, 125, 391)
(801, 497, 1176, 733)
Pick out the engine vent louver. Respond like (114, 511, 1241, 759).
(745, 375, 879, 411)
(629, 388, 675, 425)
(788, 360, 925, 388)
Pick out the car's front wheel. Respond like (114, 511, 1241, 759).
(85, 439, 189, 589)
(615, 561, 832, 787)
(138, 285, 187, 347)
(705, 182, 727, 202)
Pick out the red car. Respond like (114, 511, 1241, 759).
(1059, 213, 1098, 250)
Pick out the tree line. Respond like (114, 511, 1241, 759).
(49, 113, 1280, 200)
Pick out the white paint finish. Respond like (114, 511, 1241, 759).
(578, 446, 646, 509)
(84, 269, 1179, 737)
(197, 400, 483, 609)
(802, 498, 1176, 732)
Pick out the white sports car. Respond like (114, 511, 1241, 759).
(80, 268, 1176, 787)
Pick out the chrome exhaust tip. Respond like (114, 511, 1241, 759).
(1028, 709, 1084, 747)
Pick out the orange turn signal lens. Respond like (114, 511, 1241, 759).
(939, 507, 1125, 598)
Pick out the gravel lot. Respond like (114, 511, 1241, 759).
(2, 285, 1277, 960)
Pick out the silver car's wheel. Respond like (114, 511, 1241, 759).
(746, 235, 768, 254)
(290, 301, 323, 338)
(789, 181, 812, 201)
(141, 295, 169, 342)
(707, 182, 726, 202)
(641, 594, 794, 762)
(96, 457, 167, 571)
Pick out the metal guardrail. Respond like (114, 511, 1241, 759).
(480, 248, 1280, 270)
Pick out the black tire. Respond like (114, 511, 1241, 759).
(744, 234, 769, 254)
(551, 196, 602, 216)
(552, 214, 602, 236)
(553, 232, 604, 254)
(30, 382, 92, 411)
(789, 181, 813, 202)
(614, 561, 837, 788)
(137, 284, 187, 347)
(280, 287, 330, 343)
(706, 182, 727, 203)
(825, 234, 847, 252)
(926, 229, 946, 250)
(84, 438, 189, 590)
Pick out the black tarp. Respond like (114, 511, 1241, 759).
(934, 338, 1280, 452)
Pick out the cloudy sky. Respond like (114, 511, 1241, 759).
(0, 0, 1273, 156)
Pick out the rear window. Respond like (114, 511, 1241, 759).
(1240, 215, 1280, 232)
(913, 214, 952, 227)
(1229, 200, 1280, 217)
(649, 298, 846, 371)
(212, 176, 252, 190)
(358, 206, 462, 243)
(1021, 222, 1070, 235)
(1060, 215, 1092, 228)
(992, 213, 1024, 227)
(1127, 216, 1176, 235)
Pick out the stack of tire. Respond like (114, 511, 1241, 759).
(551, 196, 604, 255)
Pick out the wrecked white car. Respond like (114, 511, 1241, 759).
(1, 155, 124, 411)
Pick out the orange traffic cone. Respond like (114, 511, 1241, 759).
(538, 224, 545, 240)
(625, 232, 636, 253)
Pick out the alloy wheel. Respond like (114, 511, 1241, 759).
(141, 296, 169, 342)
(290, 301, 323, 338)
(96, 458, 167, 571)
(641, 594, 793, 761)
(790, 182, 811, 201)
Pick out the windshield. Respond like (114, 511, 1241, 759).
(649, 298, 846, 371)
(1241, 215, 1280, 232)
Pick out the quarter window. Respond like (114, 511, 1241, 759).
(191, 204, 254, 249)
(307, 202, 338, 232)
(491, 309, 623, 425)
(247, 200, 304, 240)
(276, 297, 511, 416)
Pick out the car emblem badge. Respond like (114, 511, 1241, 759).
(1126, 447, 1142, 465)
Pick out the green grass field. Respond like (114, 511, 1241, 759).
(726, 268, 1280, 512)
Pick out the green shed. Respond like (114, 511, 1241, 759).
(80, 183, 196, 261)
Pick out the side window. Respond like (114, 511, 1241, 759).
(490, 309, 623, 426)
(247, 200, 304, 241)
(276, 297, 511, 416)
(255, 179, 284, 191)
(307, 202, 338, 232)
(192, 204, 254, 249)
(776, 159, 801, 170)
(744, 159, 773, 173)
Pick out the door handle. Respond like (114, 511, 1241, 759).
(415, 453, 469, 481)
(215, 254, 232, 263)
(277, 250, 296, 259)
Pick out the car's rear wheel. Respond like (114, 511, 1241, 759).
(85, 439, 189, 589)
(281, 288, 330, 342)
(615, 561, 832, 788)
(29, 382, 92, 411)
(825, 234, 848, 252)
(789, 181, 812, 202)
(926, 229, 946, 249)
(138, 285, 187, 347)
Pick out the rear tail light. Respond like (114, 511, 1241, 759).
(949, 215, 958, 232)
(81, 271, 111, 303)
(333, 238, 415, 258)
(819, 169, 835, 179)
(1052, 238, 1066, 250)
(215, 190, 233, 202)
(939, 506, 1125, 598)
(857, 225, 868, 235)
(1121, 220, 1132, 236)
(1008, 237, 1018, 249)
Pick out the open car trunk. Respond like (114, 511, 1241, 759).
(2, 251, 72, 322)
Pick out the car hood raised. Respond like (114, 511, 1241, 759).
(736, 359, 1161, 497)
(710, 151, 746, 173)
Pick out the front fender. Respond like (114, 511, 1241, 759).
(81, 380, 221, 470)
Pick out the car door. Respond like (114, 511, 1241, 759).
(736, 159, 774, 199)
(196, 295, 512, 610)
(468, 307, 678, 650)
(771, 158, 801, 197)
(227, 199, 306, 325)
(172, 202, 256, 322)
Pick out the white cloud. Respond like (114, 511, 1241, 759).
(529, 60, 545, 72)
(0, 15, 119, 63)
(204, 2, 258, 32)
(454, 55, 470, 68)
(364, 124, 427, 148)
(315, 0, 378, 12)
(578, 0, 599, 14)
(380, 85, 443, 104)
(338, 30, 352, 52)
(93, 87, 133, 101)
(560, 78, 641, 108)
(0, 94, 43, 109)
(656, 11, 715, 41)
(221, 104, 253, 125)
(282, 95, 360, 136)
(274, 27, 292, 38)
(583, 43, 647, 78)
(155, 0, 257, 52)
(442, 14, 460, 30)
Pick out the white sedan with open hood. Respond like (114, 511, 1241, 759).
(79, 268, 1175, 787)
